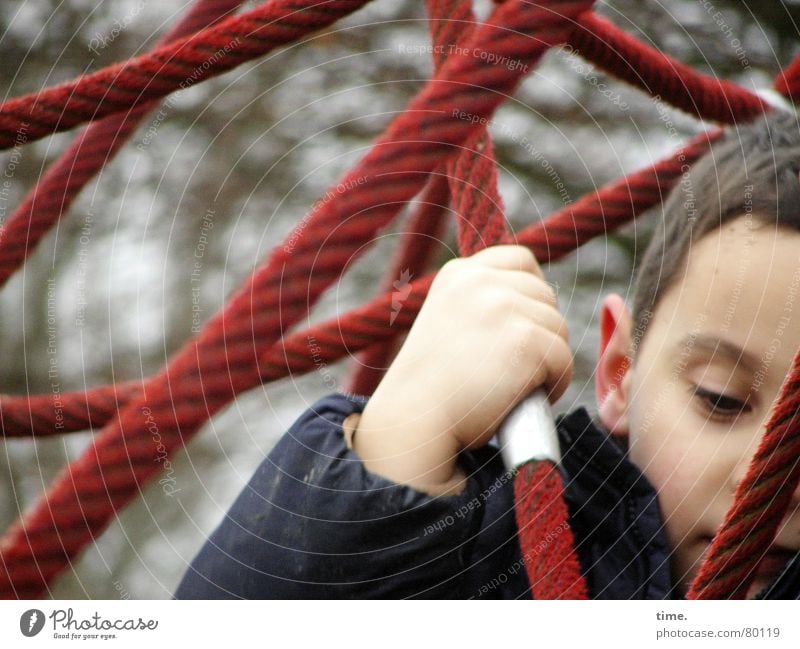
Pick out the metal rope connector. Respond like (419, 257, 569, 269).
(496, 389, 561, 471)
(756, 88, 796, 114)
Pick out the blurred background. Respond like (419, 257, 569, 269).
(0, 0, 797, 598)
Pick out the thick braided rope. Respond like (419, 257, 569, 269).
(567, 13, 768, 124)
(350, 2, 474, 394)
(1, 132, 715, 438)
(0, 0, 594, 598)
(0, 0, 246, 289)
(425, 0, 508, 252)
(346, 1, 495, 396)
(514, 461, 589, 597)
(0, 0, 375, 150)
(0, 382, 142, 438)
(346, 174, 450, 396)
(345, 1, 467, 396)
(427, 0, 586, 600)
(0, 4, 771, 154)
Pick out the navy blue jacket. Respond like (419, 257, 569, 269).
(175, 392, 800, 599)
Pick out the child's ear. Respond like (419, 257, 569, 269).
(595, 293, 633, 438)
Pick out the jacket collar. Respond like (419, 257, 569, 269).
(556, 407, 674, 599)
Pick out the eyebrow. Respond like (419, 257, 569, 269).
(674, 334, 761, 372)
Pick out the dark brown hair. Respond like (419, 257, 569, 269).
(630, 112, 800, 355)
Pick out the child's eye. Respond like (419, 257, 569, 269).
(692, 385, 752, 419)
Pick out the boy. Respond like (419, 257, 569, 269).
(175, 113, 800, 599)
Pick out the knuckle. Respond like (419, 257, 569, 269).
(519, 247, 543, 275)
(516, 245, 537, 264)
(531, 280, 557, 306)
(513, 315, 539, 339)
(510, 319, 541, 356)
(554, 338, 575, 375)
(477, 286, 514, 315)
(506, 245, 537, 271)
(529, 303, 567, 339)
(559, 335, 575, 364)
(438, 257, 466, 278)
(543, 283, 558, 306)
(555, 314, 570, 343)
(433, 258, 471, 292)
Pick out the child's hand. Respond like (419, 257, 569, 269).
(349, 245, 572, 495)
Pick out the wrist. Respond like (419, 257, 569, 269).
(348, 394, 466, 496)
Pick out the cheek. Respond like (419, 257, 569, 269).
(627, 392, 692, 494)
(630, 436, 706, 553)
(628, 407, 714, 534)
(625, 363, 726, 535)
(631, 439, 687, 508)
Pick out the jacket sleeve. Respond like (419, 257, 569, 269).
(174, 392, 488, 599)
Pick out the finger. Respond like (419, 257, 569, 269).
(509, 296, 570, 343)
(488, 269, 559, 308)
(543, 332, 574, 403)
(467, 244, 544, 279)
(521, 330, 574, 404)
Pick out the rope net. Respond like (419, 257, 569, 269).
(0, 0, 798, 600)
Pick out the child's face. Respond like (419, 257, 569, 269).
(607, 215, 800, 597)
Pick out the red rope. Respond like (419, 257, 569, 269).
(425, 0, 587, 600)
(0, 0, 375, 150)
(347, 0, 503, 397)
(567, 13, 769, 124)
(0, 0, 246, 289)
(0, 4, 773, 153)
(0, 0, 594, 598)
(0, 382, 142, 438)
(424, 0, 509, 251)
(346, 174, 450, 396)
(347, 0, 495, 396)
(773, 53, 800, 101)
(514, 462, 588, 598)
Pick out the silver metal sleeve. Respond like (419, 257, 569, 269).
(756, 88, 796, 114)
(496, 389, 561, 471)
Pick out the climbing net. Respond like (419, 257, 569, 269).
(1, 0, 800, 600)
